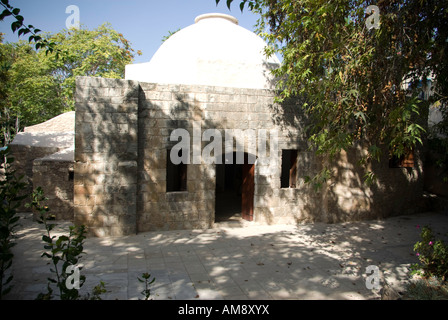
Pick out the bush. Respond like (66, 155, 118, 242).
(0, 146, 27, 299)
(29, 187, 107, 300)
(411, 226, 448, 282)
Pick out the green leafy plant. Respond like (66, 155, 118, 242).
(161, 28, 180, 43)
(138, 272, 156, 300)
(0, 146, 27, 299)
(29, 187, 107, 300)
(82, 281, 107, 300)
(28, 187, 89, 300)
(216, 0, 447, 186)
(411, 226, 448, 282)
(1, 23, 140, 146)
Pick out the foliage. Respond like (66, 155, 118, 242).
(44, 23, 138, 107)
(304, 167, 331, 191)
(1, 40, 66, 146)
(217, 0, 448, 184)
(27, 187, 86, 300)
(0, 146, 26, 299)
(138, 272, 156, 300)
(28, 188, 108, 300)
(82, 281, 107, 300)
(0, 23, 140, 146)
(411, 226, 448, 282)
(162, 29, 181, 43)
(0, 0, 57, 54)
(0, 33, 14, 146)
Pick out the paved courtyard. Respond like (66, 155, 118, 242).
(6, 210, 448, 300)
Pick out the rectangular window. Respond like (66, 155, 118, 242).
(167, 149, 187, 192)
(389, 148, 415, 168)
(68, 170, 74, 181)
(281, 150, 298, 188)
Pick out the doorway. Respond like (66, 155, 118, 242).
(215, 152, 254, 223)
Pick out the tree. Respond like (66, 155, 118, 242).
(40, 23, 139, 110)
(0, 23, 140, 145)
(217, 0, 448, 184)
(0, 33, 14, 145)
(1, 39, 64, 145)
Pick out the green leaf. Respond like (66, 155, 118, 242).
(18, 28, 29, 37)
(354, 111, 366, 123)
(58, 235, 69, 242)
(0, 9, 11, 20)
(11, 20, 21, 32)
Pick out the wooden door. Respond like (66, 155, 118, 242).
(241, 159, 254, 222)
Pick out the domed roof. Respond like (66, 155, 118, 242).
(125, 13, 280, 89)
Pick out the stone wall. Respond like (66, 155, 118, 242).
(135, 82, 321, 232)
(8, 144, 62, 211)
(33, 158, 74, 220)
(74, 77, 139, 237)
(74, 76, 427, 236)
(424, 149, 448, 198)
(325, 146, 426, 224)
(8, 112, 75, 215)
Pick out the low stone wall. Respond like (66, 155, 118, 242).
(8, 144, 61, 211)
(9, 129, 74, 213)
(325, 147, 426, 224)
(33, 158, 74, 220)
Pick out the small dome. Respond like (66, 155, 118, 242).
(125, 13, 280, 89)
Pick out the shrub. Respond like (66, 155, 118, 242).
(138, 272, 156, 300)
(411, 226, 448, 282)
(29, 187, 107, 300)
(0, 146, 27, 299)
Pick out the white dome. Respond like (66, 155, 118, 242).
(125, 13, 280, 89)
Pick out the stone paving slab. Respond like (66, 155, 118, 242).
(6, 210, 448, 300)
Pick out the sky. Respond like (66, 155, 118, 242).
(0, 0, 260, 64)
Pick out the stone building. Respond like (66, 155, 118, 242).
(8, 13, 434, 237)
(72, 13, 427, 237)
(9, 112, 75, 220)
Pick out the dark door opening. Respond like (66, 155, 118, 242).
(215, 152, 254, 223)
